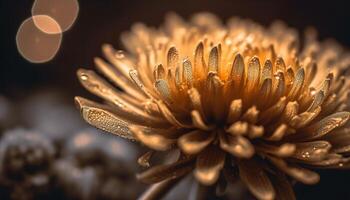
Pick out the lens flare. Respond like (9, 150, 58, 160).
(16, 15, 62, 63)
(31, 14, 62, 34)
(32, 0, 79, 33)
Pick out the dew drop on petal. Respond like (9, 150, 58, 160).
(115, 50, 125, 59)
(80, 74, 88, 81)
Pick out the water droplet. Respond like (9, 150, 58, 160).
(302, 151, 310, 158)
(80, 74, 88, 80)
(115, 50, 125, 59)
(225, 38, 232, 45)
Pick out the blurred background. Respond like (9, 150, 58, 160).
(1, 0, 350, 199)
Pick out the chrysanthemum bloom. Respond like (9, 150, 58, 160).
(75, 13, 350, 200)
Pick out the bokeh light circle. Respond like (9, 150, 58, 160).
(16, 15, 62, 63)
(32, 0, 79, 33)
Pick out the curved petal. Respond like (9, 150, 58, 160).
(94, 57, 145, 100)
(297, 112, 350, 141)
(219, 132, 254, 158)
(137, 158, 193, 184)
(130, 125, 175, 151)
(268, 156, 320, 185)
(138, 178, 181, 200)
(138, 151, 154, 167)
(77, 69, 168, 128)
(194, 146, 225, 185)
(292, 141, 331, 162)
(256, 143, 296, 158)
(238, 159, 275, 200)
(178, 130, 214, 155)
(270, 174, 296, 200)
(75, 97, 134, 140)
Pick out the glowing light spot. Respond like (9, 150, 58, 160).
(73, 133, 93, 147)
(16, 15, 62, 63)
(32, 0, 79, 33)
(109, 141, 125, 157)
(31, 14, 62, 34)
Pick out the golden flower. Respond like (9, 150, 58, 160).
(75, 13, 350, 200)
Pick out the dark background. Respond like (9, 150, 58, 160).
(1, 0, 350, 199)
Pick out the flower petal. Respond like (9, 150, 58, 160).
(281, 101, 299, 122)
(265, 124, 288, 141)
(138, 178, 181, 200)
(191, 110, 212, 130)
(138, 151, 154, 167)
(227, 121, 248, 136)
(194, 146, 225, 185)
(167, 46, 179, 69)
(257, 143, 296, 158)
(300, 112, 350, 140)
(182, 59, 193, 84)
(129, 125, 175, 151)
(288, 68, 305, 100)
(102, 44, 133, 79)
(219, 132, 254, 158)
(155, 100, 192, 128)
(208, 46, 220, 72)
(77, 69, 167, 127)
(227, 99, 243, 124)
(245, 56, 261, 93)
(188, 88, 206, 120)
(194, 42, 206, 77)
(75, 97, 134, 140)
(178, 130, 214, 155)
(292, 141, 331, 162)
(268, 156, 320, 184)
(289, 106, 321, 129)
(238, 159, 275, 200)
(137, 156, 193, 184)
(242, 106, 259, 124)
(229, 54, 245, 89)
(94, 57, 145, 100)
(259, 97, 287, 124)
(270, 174, 296, 200)
(155, 79, 173, 102)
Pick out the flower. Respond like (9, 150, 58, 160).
(75, 12, 350, 200)
(53, 130, 142, 200)
(0, 129, 55, 182)
(0, 129, 55, 199)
